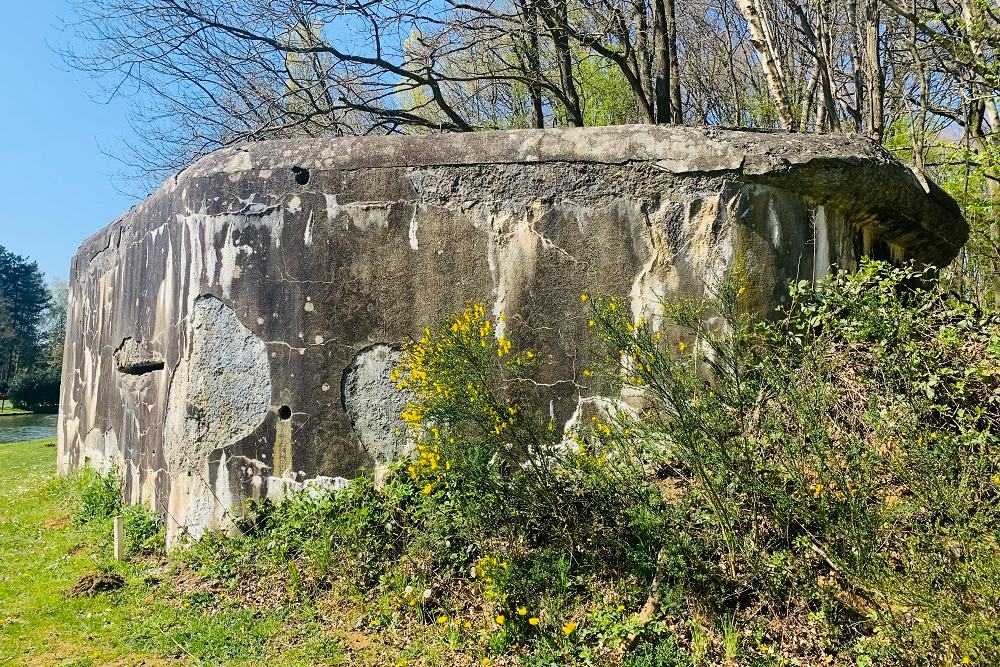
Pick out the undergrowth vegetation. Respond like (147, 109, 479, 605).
(77, 464, 165, 558)
(168, 260, 1000, 666)
(35, 261, 996, 665)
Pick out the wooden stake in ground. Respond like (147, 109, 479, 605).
(113, 515, 124, 561)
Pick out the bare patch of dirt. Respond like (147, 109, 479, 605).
(67, 572, 125, 597)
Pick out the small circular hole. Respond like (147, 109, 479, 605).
(277, 405, 292, 420)
(292, 167, 310, 185)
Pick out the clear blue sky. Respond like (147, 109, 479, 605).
(0, 0, 140, 283)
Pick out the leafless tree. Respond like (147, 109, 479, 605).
(62, 0, 1000, 301)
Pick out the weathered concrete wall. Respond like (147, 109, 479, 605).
(57, 125, 967, 544)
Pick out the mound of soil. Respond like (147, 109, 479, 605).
(67, 573, 125, 597)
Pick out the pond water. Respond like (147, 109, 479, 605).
(0, 414, 58, 444)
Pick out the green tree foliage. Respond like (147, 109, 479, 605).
(42, 279, 69, 371)
(9, 366, 61, 410)
(0, 246, 51, 390)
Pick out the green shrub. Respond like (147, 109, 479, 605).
(582, 260, 1000, 664)
(174, 260, 998, 666)
(74, 465, 165, 556)
(76, 466, 123, 525)
(9, 366, 60, 410)
(122, 504, 165, 557)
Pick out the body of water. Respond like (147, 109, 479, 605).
(0, 414, 58, 444)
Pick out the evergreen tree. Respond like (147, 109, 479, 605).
(0, 246, 51, 388)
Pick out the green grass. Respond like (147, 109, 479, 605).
(0, 406, 32, 416)
(0, 439, 169, 666)
(0, 439, 444, 666)
(0, 441, 348, 666)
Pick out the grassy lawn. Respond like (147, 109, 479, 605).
(0, 440, 446, 666)
(0, 441, 347, 666)
(0, 407, 32, 416)
(0, 439, 172, 666)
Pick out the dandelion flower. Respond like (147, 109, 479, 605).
(580, 293, 588, 302)
(562, 621, 577, 635)
(422, 483, 433, 495)
(495, 614, 506, 625)
(616, 604, 625, 612)
(678, 341, 686, 352)
(962, 658, 972, 665)
(437, 615, 448, 624)
(517, 607, 527, 616)
(529, 617, 540, 625)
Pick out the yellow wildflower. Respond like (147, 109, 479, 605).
(678, 341, 686, 352)
(437, 615, 448, 624)
(529, 617, 540, 625)
(422, 483, 433, 495)
(580, 293, 588, 302)
(562, 621, 577, 635)
(495, 614, 506, 625)
(517, 607, 527, 616)
(616, 604, 625, 612)
(588, 319, 596, 327)
(962, 657, 972, 665)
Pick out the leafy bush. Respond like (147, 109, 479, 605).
(75, 465, 164, 556)
(177, 260, 999, 666)
(8, 365, 60, 410)
(122, 504, 165, 557)
(76, 466, 123, 525)
(581, 261, 1000, 664)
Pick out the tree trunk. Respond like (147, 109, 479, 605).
(737, 0, 795, 129)
(652, 0, 672, 123)
(666, 0, 682, 123)
(524, 0, 545, 128)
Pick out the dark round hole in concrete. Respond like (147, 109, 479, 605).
(278, 405, 292, 420)
(292, 166, 310, 185)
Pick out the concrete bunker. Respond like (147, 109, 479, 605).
(57, 125, 968, 544)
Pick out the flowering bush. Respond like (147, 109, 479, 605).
(180, 261, 999, 666)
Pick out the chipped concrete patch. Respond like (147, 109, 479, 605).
(341, 345, 412, 464)
(163, 294, 271, 541)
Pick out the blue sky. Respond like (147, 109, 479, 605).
(0, 0, 139, 283)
